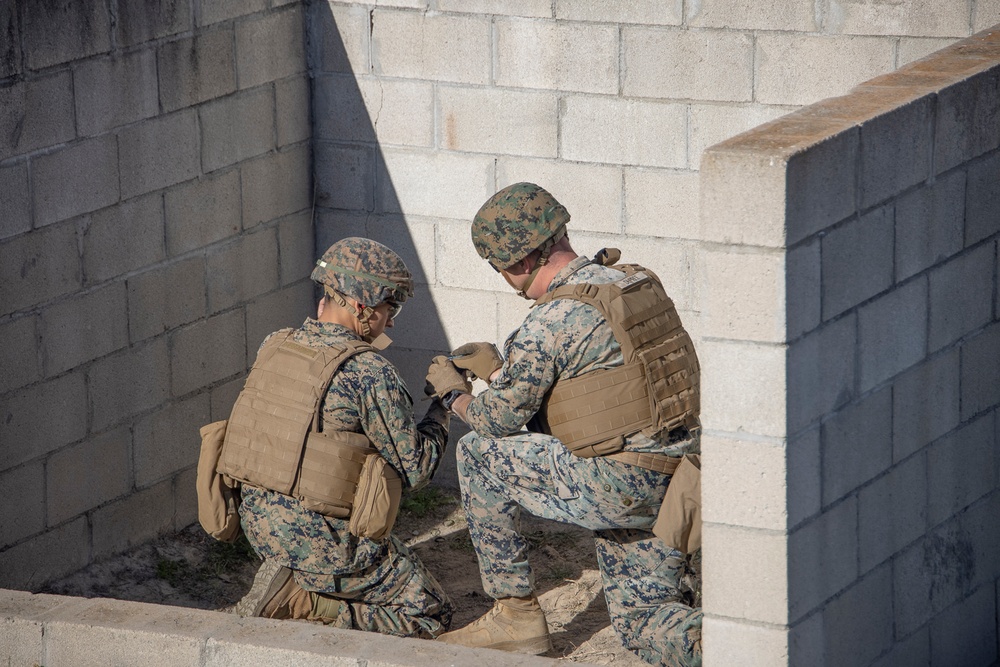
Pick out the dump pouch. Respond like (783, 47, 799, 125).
(653, 453, 702, 554)
(196, 419, 243, 542)
(349, 454, 403, 541)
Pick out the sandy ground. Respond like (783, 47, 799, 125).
(42, 486, 650, 666)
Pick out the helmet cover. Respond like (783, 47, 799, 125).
(311, 237, 414, 307)
(471, 183, 570, 270)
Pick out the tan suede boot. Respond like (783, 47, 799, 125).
(234, 559, 295, 618)
(235, 560, 351, 627)
(437, 595, 551, 655)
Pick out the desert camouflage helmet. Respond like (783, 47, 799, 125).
(471, 182, 570, 271)
(311, 237, 414, 307)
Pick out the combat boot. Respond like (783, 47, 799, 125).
(235, 559, 350, 626)
(235, 559, 297, 618)
(437, 595, 551, 655)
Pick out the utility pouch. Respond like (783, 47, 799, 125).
(653, 453, 701, 554)
(348, 453, 403, 541)
(196, 419, 243, 543)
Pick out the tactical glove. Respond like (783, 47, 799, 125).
(424, 355, 472, 400)
(450, 342, 503, 381)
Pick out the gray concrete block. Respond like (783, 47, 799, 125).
(371, 9, 490, 84)
(134, 394, 209, 488)
(210, 377, 244, 422)
(975, 4, 1000, 31)
(827, 0, 970, 37)
(785, 128, 859, 246)
(277, 211, 315, 286)
(314, 74, 434, 146)
(928, 242, 994, 352)
(870, 627, 930, 667)
(75, 50, 159, 136)
(699, 149, 790, 249)
(701, 248, 785, 343)
(858, 454, 927, 574)
(0, 460, 44, 548)
(787, 497, 858, 622)
(0, 315, 39, 394)
(310, 1, 370, 74)
(127, 256, 207, 343)
(83, 193, 166, 284)
(687, 0, 816, 30)
(91, 479, 175, 560)
(170, 310, 247, 397)
(0, 372, 87, 470)
(961, 322, 1000, 420)
(699, 339, 787, 438)
(0, 616, 43, 667)
(702, 434, 788, 530)
(556, 0, 679, 23)
(702, 523, 789, 624)
(438, 0, 549, 15)
(821, 565, 894, 667)
(314, 141, 374, 211)
(0, 162, 30, 240)
(174, 465, 198, 528)
(39, 282, 129, 376)
(859, 97, 934, 209)
(787, 313, 856, 434)
(857, 277, 928, 392)
(927, 414, 995, 527)
(787, 237, 822, 340)
(437, 86, 558, 157)
(496, 18, 618, 94)
(787, 426, 822, 529)
(895, 171, 965, 282)
(930, 584, 998, 667)
(689, 103, 790, 176)
(200, 87, 275, 173)
(561, 96, 686, 168)
(236, 6, 306, 89)
(935, 68, 1000, 173)
(241, 144, 312, 227)
(821, 206, 894, 320)
(623, 168, 699, 238)
(164, 168, 241, 256)
(276, 75, 311, 147)
(376, 147, 494, 219)
(88, 338, 171, 432)
(246, 282, 314, 358)
(119, 111, 200, 199)
(46, 426, 131, 526)
(0, 3, 21, 78)
(200, 0, 267, 26)
(624, 27, 752, 102)
(0, 71, 75, 161)
(0, 518, 89, 589)
(33, 135, 120, 227)
(206, 227, 280, 314)
(702, 616, 794, 667)
(365, 214, 435, 286)
(0, 221, 81, 316)
(892, 348, 960, 462)
(117, 0, 190, 48)
(965, 150, 1000, 247)
(21, 0, 110, 70)
(159, 29, 237, 112)
(821, 387, 892, 506)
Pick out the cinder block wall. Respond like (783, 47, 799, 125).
(700, 29, 1000, 666)
(0, 0, 314, 588)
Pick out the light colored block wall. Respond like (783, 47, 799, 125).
(0, 0, 314, 588)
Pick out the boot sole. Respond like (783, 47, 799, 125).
(485, 635, 553, 655)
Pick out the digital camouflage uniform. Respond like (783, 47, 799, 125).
(459, 256, 702, 666)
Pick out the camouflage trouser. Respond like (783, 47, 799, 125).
(240, 485, 453, 638)
(456, 431, 702, 667)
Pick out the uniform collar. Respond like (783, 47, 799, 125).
(544, 255, 593, 293)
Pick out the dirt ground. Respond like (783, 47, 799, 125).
(42, 485, 650, 666)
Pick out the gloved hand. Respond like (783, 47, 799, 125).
(450, 342, 503, 381)
(424, 355, 472, 399)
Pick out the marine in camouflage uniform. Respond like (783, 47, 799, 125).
(235, 238, 453, 638)
(432, 184, 702, 666)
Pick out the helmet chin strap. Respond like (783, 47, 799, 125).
(324, 286, 391, 349)
(508, 226, 566, 300)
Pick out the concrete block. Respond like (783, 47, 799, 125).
(91, 478, 175, 559)
(0, 373, 87, 470)
(787, 237, 822, 340)
(899, 37, 963, 66)
(0, 460, 44, 548)
(200, 87, 275, 173)
(787, 426, 822, 528)
(859, 97, 934, 209)
(207, 228, 279, 314)
(165, 169, 241, 256)
(701, 248, 785, 342)
(687, 0, 815, 30)
(0, 518, 89, 589)
(607, 234, 695, 310)
(821, 387, 892, 505)
(895, 171, 965, 281)
(371, 9, 490, 84)
(310, 1, 369, 74)
(88, 338, 171, 432)
(931, 585, 998, 667)
(821, 206, 894, 320)
(0, 616, 43, 667)
(857, 277, 928, 392)
(0, 72, 75, 161)
(436, 219, 498, 292)
(377, 148, 494, 219)
(702, 434, 788, 530)
(75, 50, 159, 136)
(700, 339, 786, 438)
(210, 376, 244, 421)
(170, 310, 247, 397)
(858, 454, 927, 573)
(0, 162, 30, 240)
(826, 0, 970, 37)
(699, 150, 789, 249)
(624, 27, 752, 102)
(241, 144, 312, 226)
(702, 616, 790, 667)
(961, 322, 1000, 420)
(21, 0, 110, 70)
(0, 316, 39, 394)
(277, 211, 315, 286)
(314, 210, 368, 256)
(314, 74, 433, 146)
(174, 465, 199, 528)
(314, 141, 375, 211)
(39, 282, 129, 376)
(128, 256, 207, 342)
(33, 135, 120, 227)
(0, 221, 81, 316)
(755, 34, 896, 106)
(892, 348, 960, 462)
(927, 414, 994, 527)
(47, 426, 131, 526)
(236, 6, 306, 89)
(821, 565, 894, 667)
(561, 96, 687, 168)
(496, 18, 617, 94)
(928, 242, 994, 352)
(786, 129, 859, 246)
(119, 111, 200, 199)
(159, 29, 237, 112)
(245, 282, 314, 358)
(787, 314, 856, 433)
(394, 286, 499, 352)
(787, 497, 858, 622)
(499, 159, 622, 235)
(689, 104, 790, 175)
(440, 0, 551, 17)
(935, 68, 1000, 173)
(703, 523, 789, 624)
(974, 4, 1000, 31)
(0, 3, 21, 78)
(495, 291, 532, 343)
(438, 86, 557, 158)
(556, 0, 680, 24)
(871, 627, 930, 667)
(82, 193, 166, 284)
(365, 215, 436, 286)
(965, 151, 1000, 246)
(134, 395, 210, 488)
(623, 169, 697, 239)
(276, 75, 311, 147)
(200, 0, 267, 26)
(116, 0, 190, 47)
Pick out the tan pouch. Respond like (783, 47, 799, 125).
(196, 420, 243, 543)
(653, 453, 701, 554)
(348, 454, 403, 541)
